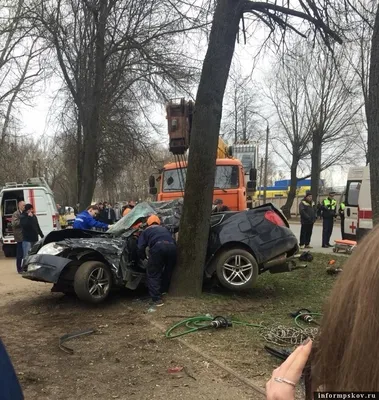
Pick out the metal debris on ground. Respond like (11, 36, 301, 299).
(168, 366, 184, 373)
(59, 328, 96, 354)
(261, 326, 318, 346)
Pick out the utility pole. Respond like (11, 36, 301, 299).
(263, 123, 269, 204)
(32, 160, 37, 177)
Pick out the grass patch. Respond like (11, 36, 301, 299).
(156, 253, 347, 385)
(200, 252, 344, 327)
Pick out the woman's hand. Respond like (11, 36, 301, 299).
(266, 339, 312, 400)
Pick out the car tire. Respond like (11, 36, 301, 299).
(215, 248, 258, 291)
(74, 261, 112, 304)
(2, 244, 16, 258)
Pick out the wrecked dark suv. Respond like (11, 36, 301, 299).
(22, 200, 299, 304)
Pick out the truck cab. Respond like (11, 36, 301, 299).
(156, 158, 248, 211)
(148, 98, 257, 210)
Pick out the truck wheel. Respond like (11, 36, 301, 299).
(2, 244, 16, 258)
(74, 261, 112, 304)
(215, 248, 258, 291)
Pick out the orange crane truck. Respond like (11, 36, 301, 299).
(149, 99, 257, 211)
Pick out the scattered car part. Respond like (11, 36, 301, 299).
(59, 328, 96, 354)
(299, 251, 313, 262)
(264, 345, 292, 361)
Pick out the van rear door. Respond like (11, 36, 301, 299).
(0, 191, 3, 241)
(344, 180, 361, 240)
(357, 165, 372, 240)
(24, 188, 54, 236)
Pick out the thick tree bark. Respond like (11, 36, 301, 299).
(169, 0, 244, 297)
(311, 131, 322, 201)
(78, 0, 108, 210)
(281, 162, 298, 219)
(368, 6, 379, 226)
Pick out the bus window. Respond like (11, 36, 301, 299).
(346, 181, 361, 206)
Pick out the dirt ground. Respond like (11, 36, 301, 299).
(0, 255, 270, 400)
(0, 249, 338, 400)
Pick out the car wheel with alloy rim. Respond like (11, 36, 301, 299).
(215, 248, 258, 291)
(74, 261, 112, 304)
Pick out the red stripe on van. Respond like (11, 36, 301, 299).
(358, 210, 372, 220)
(28, 189, 36, 211)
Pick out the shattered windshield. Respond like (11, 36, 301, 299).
(107, 199, 183, 237)
(163, 165, 239, 192)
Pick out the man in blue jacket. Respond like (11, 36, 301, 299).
(73, 205, 111, 230)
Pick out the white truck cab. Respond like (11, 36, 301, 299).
(0, 177, 60, 257)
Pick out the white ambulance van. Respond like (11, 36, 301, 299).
(357, 164, 372, 240)
(0, 177, 60, 257)
(343, 164, 372, 241)
(343, 166, 364, 241)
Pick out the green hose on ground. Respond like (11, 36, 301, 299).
(165, 315, 264, 339)
(165, 313, 322, 339)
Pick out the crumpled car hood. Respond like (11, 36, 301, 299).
(107, 199, 183, 237)
(61, 237, 124, 254)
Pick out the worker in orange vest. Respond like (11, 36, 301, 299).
(122, 200, 136, 217)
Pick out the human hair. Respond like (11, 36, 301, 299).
(87, 205, 99, 211)
(307, 225, 379, 394)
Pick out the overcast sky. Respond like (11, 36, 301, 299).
(17, 21, 349, 189)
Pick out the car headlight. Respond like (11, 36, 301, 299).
(28, 263, 42, 272)
(37, 242, 67, 256)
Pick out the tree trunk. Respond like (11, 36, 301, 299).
(281, 163, 298, 219)
(368, 5, 379, 226)
(170, 0, 244, 297)
(310, 131, 322, 201)
(78, 0, 108, 211)
(76, 112, 83, 205)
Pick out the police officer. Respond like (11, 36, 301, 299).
(137, 215, 176, 306)
(321, 191, 337, 248)
(299, 191, 316, 249)
(339, 200, 346, 239)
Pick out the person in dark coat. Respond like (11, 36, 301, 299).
(321, 191, 337, 248)
(137, 215, 176, 306)
(212, 199, 230, 213)
(299, 191, 316, 249)
(11, 200, 25, 273)
(20, 204, 44, 258)
(102, 202, 116, 225)
(0, 338, 24, 399)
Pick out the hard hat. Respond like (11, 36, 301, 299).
(123, 207, 131, 217)
(147, 215, 161, 226)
